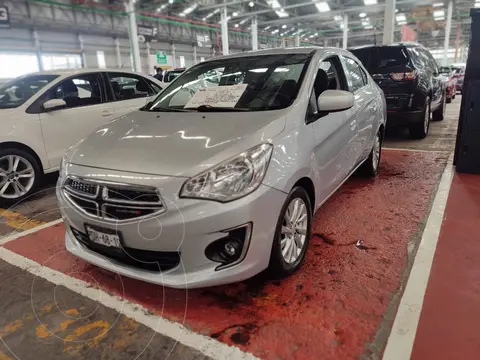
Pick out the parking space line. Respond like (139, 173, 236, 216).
(0, 208, 47, 232)
(383, 147, 451, 153)
(0, 227, 257, 360)
(382, 154, 454, 360)
(0, 218, 63, 245)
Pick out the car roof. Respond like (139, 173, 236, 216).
(33, 68, 146, 76)
(202, 46, 352, 62)
(349, 42, 424, 51)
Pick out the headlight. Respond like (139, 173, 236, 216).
(180, 143, 273, 202)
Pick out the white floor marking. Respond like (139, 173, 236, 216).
(0, 221, 257, 360)
(0, 218, 63, 245)
(382, 154, 454, 360)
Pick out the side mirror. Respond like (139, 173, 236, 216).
(43, 99, 66, 111)
(317, 90, 354, 113)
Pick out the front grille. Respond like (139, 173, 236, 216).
(63, 176, 166, 222)
(70, 227, 180, 272)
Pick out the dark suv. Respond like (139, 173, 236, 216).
(349, 43, 446, 139)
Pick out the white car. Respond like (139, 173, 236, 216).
(0, 69, 163, 204)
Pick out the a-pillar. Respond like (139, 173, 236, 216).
(221, 5, 229, 55)
(126, 0, 141, 72)
(443, 0, 453, 65)
(251, 16, 258, 50)
(382, 0, 396, 44)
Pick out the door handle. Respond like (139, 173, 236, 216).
(101, 110, 113, 117)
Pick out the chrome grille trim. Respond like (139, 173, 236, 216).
(62, 176, 166, 222)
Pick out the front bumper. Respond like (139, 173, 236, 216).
(58, 165, 287, 288)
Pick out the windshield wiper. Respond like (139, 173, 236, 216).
(146, 106, 192, 112)
(194, 105, 251, 112)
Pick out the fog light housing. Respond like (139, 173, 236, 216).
(205, 223, 252, 270)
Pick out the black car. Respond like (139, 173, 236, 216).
(349, 43, 446, 139)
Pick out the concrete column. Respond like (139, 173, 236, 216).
(146, 42, 153, 74)
(443, 0, 453, 65)
(78, 34, 86, 68)
(382, 0, 396, 45)
(324, 38, 328, 47)
(32, 30, 43, 71)
(221, 5, 229, 55)
(251, 16, 258, 50)
(295, 34, 300, 47)
(115, 37, 122, 68)
(126, 0, 141, 72)
(281, 37, 286, 48)
(342, 15, 348, 49)
(454, 24, 460, 63)
(171, 43, 176, 68)
(193, 45, 198, 64)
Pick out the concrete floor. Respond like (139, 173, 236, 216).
(0, 96, 462, 360)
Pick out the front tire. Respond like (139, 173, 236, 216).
(432, 93, 446, 121)
(269, 186, 312, 277)
(357, 130, 382, 177)
(410, 98, 430, 139)
(0, 149, 41, 206)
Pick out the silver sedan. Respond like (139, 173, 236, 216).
(57, 47, 386, 288)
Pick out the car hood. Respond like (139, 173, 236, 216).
(67, 109, 286, 177)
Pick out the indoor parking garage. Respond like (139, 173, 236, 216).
(0, 1, 479, 360)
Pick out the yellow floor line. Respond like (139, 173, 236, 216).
(0, 208, 46, 231)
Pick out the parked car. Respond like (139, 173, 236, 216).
(154, 68, 185, 88)
(350, 43, 446, 139)
(439, 66, 457, 103)
(451, 63, 466, 93)
(57, 47, 386, 288)
(0, 69, 163, 203)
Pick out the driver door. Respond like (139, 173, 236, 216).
(38, 73, 114, 168)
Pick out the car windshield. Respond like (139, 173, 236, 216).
(351, 47, 409, 71)
(0, 74, 58, 109)
(146, 53, 312, 112)
(439, 67, 452, 75)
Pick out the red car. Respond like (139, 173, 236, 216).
(439, 67, 457, 103)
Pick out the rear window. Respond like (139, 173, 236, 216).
(350, 47, 410, 72)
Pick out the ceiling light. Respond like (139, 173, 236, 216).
(395, 9, 398, 13)
(309, 34, 315, 38)
(202, 17, 206, 21)
(267, 0, 281, 9)
(396, 14, 406, 22)
(182, 3, 198, 16)
(476, 2, 480, 7)
(249, 1, 254, 7)
(315, 2, 330, 12)
(365, 25, 373, 29)
(282, 24, 287, 28)
(340, 23, 344, 29)
(233, 12, 238, 16)
(204, 8, 220, 20)
(398, 21, 406, 25)
(359, 13, 366, 18)
(264, 26, 271, 30)
(239, 18, 248, 25)
(435, 16, 445, 20)
(433, 2, 443, 7)
(168, 0, 174, 3)
(235, 23, 239, 27)
(280, 32, 285, 36)
(433, 10, 445, 17)
(364, 0, 377, 5)
(276, 10, 289, 17)
(334, 15, 343, 21)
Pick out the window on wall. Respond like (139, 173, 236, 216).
(41, 54, 82, 71)
(96, 51, 106, 69)
(0, 53, 39, 79)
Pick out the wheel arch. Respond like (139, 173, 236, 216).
(293, 177, 315, 213)
(0, 142, 45, 173)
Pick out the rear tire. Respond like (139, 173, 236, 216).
(357, 130, 382, 177)
(269, 186, 312, 278)
(410, 98, 430, 139)
(446, 96, 452, 104)
(452, 93, 456, 100)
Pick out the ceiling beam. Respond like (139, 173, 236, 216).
(199, 1, 249, 11)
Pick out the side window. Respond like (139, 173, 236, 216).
(107, 73, 155, 101)
(48, 74, 103, 109)
(342, 56, 367, 92)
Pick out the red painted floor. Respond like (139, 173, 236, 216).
(2, 150, 448, 360)
(411, 173, 480, 360)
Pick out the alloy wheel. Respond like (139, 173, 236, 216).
(0, 155, 35, 199)
(280, 198, 308, 264)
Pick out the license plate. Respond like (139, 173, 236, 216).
(85, 225, 121, 248)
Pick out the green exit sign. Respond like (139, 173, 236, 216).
(156, 51, 167, 65)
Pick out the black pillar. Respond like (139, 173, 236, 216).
(454, 8, 480, 173)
